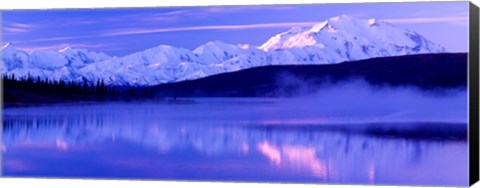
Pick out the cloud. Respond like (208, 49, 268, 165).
(66, 6, 298, 26)
(203, 5, 297, 14)
(101, 10, 193, 23)
(152, 10, 191, 17)
(10, 35, 96, 44)
(383, 16, 468, 24)
(101, 21, 319, 37)
(40, 10, 192, 28)
(10, 23, 35, 28)
(3, 27, 30, 33)
(2, 22, 37, 34)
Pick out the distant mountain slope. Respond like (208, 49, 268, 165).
(152, 53, 467, 97)
(2, 15, 446, 86)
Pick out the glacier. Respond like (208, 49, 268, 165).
(1, 15, 445, 86)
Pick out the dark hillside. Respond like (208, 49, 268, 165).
(152, 53, 467, 97)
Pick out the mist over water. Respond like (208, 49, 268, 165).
(267, 77, 467, 124)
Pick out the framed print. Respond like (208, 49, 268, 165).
(1, 1, 479, 187)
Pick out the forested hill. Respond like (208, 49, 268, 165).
(151, 53, 467, 97)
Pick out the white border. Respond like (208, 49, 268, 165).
(0, 178, 463, 188)
(1, 0, 479, 188)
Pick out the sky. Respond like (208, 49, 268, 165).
(1, 1, 470, 56)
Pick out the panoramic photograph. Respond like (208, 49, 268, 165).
(1, 1, 470, 186)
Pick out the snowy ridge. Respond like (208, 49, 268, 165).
(1, 15, 445, 86)
(259, 15, 444, 59)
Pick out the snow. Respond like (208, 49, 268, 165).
(2, 15, 446, 86)
(259, 15, 444, 58)
(30, 50, 69, 69)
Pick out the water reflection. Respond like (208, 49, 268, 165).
(257, 142, 326, 180)
(1, 100, 468, 186)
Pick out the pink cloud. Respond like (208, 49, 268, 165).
(11, 35, 94, 43)
(3, 22, 37, 34)
(3, 27, 30, 33)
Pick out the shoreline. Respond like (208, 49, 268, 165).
(2, 98, 197, 109)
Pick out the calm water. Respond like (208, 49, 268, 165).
(1, 97, 468, 186)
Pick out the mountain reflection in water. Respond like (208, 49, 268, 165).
(2, 98, 468, 186)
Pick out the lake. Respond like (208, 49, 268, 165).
(1, 97, 469, 186)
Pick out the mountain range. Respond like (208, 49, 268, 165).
(1, 15, 446, 86)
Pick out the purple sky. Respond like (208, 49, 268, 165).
(1, 1, 469, 56)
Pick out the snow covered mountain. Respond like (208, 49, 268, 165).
(260, 15, 444, 60)
(1, 15, 446, 86)
(2, 43, 111, 82)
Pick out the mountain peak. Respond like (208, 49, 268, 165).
(327, 14, 366, 24)
(193, 40, 239, 55)
(309, 20, 329, 33)
(329, 14, 353, 21)
(260, 15, 376, 51)
(58, 46, 73, 53)
(156, 44, 175, 49)
(237, 44, 251, 49)
(259, 15, 445, 55)
(326, 15, 372, 28)
(285, 26, 307, 34)
(200, 40, 235, 49)
(2, 42, 15, 50)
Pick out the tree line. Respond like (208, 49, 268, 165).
(2, 73, 156, 103)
